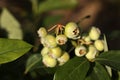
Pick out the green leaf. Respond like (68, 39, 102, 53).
(0, 38, 32, 64)
(85, 62, 111, 80)
(25, 54, 42, 74)
(0, 8, 23, 39)
(118, 71, 120, 80)
(39, 0, 78, 13)
(95, 50, 120, 71)
(35, 66, 58, 75)
(54, 57, 90, 80)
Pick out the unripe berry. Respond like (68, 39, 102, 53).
(49, 47, 62, 59)
(83, 36, 91, 42)
(89, 27, 101, 40)
(75, 45, 87, 57)
(58, 51, 70, 66)
(41, 47, 49, 56)
(94, 40, 104, 51)
(56, 34, 67, 45)
(85, 45, 98, 62)
(44, 35, 57, 48)
(42, 55, 57, 67)
(37, 27, 47, 38)
(65, 22, 80, 39)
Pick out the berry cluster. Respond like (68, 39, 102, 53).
(37, 22, 105, 67)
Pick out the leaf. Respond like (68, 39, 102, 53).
(0, 38, 32, 64)
(54, 57, 90, 80)
(118, 71, 120, 80)
(95, 50, 120, 71)
(104, 35, 112, 76)
(85, 62, 111, 80)
(31, 0, 39, 15)
(35, 66, 58, 75)
(39, 0, 78, 13)
(0, 8, 23, 39)
(25, 54, 42, 74)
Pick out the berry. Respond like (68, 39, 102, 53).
(89, 27, 101, 40)
(49, 47, 62, 59)
(41, 47, 49, 56)
(75, 45, 87, 57)
(42, 55, 57, 67)
(85, 45, 98, 62)
(65, 22, 80, 39)
(37, 27, 47, 38)
(94, 40, 104, 51)
(58, 51, 70, 66)
(56, 34, 67, 45)
(44, 35, 57, 48)
(83, 36, 91, 42)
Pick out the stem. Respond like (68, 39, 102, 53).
(47, 25, 57, 32)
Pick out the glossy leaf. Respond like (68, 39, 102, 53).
(39, 0, 77, 13)
(1, 8, 23, 39)
(0, 38, 32, 64)
(85, 62, 111, 80)
(25, 54, 42, 74)
(95, 50, 120, 71)
(54, 57, 90, 80)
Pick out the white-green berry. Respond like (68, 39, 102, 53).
(44, 35, 57, 48)
(89, 27, 101, 40)
(94, 40, 104, 51)
(65, 22, 80, 39)
(41, 47, 49, 56)
(42, 55, 57, 67)
(37, 27, 47, 38)
(56, 34, 67, 45)
(58, 51, 70, 66)
(85, 45, 98, 62)
(49, 47, 62, 59)
(75, 45, 87, 57)
(83, 36, 91, 42)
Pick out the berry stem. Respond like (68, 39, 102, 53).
(48, 25, 57, 32)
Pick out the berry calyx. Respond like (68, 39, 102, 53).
(65, 22, 80, 39)
(56, 34, 67, 45)
(75, 45, 87, 57)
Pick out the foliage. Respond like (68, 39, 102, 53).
(0, 0, 120, 80)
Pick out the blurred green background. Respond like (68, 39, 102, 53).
(0, 0, 120, 80)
